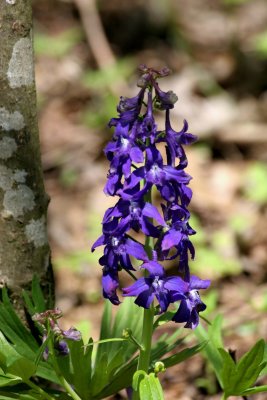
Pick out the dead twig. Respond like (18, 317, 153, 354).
(73, 0, 128, 96)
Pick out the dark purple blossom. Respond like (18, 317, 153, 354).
(92, 228, 147, 271)
(102, 266, 120, 305)
(102, 198, 165, 238)
(152, 80, 178, 110)
(122, 260, 188, 313)
(157, 203, 196, 276)
(109, 88, 145, 127)
(172, 275, 211, 329)
(121, 146, 191, 201)
(136, 91, 158, 144)
(162, 109, 198, 167)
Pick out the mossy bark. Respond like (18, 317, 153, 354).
(0, 0, 54, 314)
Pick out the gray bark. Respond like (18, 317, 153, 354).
(0, 0, 54, 312)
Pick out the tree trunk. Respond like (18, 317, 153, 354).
(0, 0, 54, 313)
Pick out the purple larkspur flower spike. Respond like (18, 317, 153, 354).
(92, 65, 210, 329)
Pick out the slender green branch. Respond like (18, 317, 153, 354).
(25, 379, 55, 400)
(133, 187, 155, 400)
(48, 332, 82, 400)
(137, 305, 155, 372)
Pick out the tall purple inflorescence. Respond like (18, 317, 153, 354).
(92, 65, 210, 329)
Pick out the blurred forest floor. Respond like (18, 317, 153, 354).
(33, 0, 267, 398)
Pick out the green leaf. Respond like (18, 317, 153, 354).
(0, 374, 22, 388)
(31, 276, 47, 313)
(208, 315, 224, 349)
(241, 385, 267, 395)
(91, 352, 109, 395)
(153, 310, 176, 329)
(220, 340, 266, 396)
(233, 339, 265, 393)
(139, 373, 164, 400)
(94, 300, 112, 364)
(7, 358, 36, 382)
(194, 320, 224, 387)
(0, 288, 38, 353)
(132, 370, 146, 391)
(218, 348, 237, 395)
(67, 338, 93, 398)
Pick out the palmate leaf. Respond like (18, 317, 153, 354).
(220, 339, 266, 397)
(0, 332, 36, 382)
(0, 288, 58, 386)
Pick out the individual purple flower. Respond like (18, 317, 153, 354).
(122, 259, 188, 313)
(102, 198, 165, 238)
(158, 203, 196, 272)
(152, 80, 178, 110)
(136, 91, 158, 144)
(63, 327, 82, 341)
(162, 109, 198, 167)
(172, 275, 211, 329)
(56, 340, 69, 356)
(105, 123, 144, 176)
(92, 227, 147, 271)
(121, 146, 191, 201)
(102, 266, 120, 305)
(109, 88, 145, 127)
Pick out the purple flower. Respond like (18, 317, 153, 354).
(63, 327, 82, 341)
(163, 110, 198, 167)
(92, 227, 147, 272)
(102, 266, 120, 305)
(157, 203, 196, 276)
(102, 198, 165, 238)
(121, 146, 191, 201)
(172, 275, 210, 329)
(122, 259, 188, 313)
(56, 340, 69, 356)
(109, 88, 145, 127)
(152, 80, 178, 110)
(136, 91, 158, 144)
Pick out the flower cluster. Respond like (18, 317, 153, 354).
(92, 65, 210, 329)
(32, 308, 81, 359)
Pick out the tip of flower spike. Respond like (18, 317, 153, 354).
(137, 64, 172, 88)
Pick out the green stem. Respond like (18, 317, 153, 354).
(137, 305, 155, 372)
(48, 333, 82, 400)
(221, 393, 227, 400)
(25, 379, 55, 400)
(133, 188, 155, 400)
